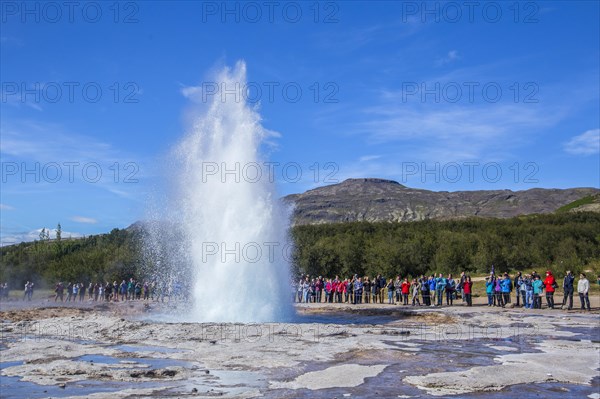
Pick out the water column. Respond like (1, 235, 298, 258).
(173, 61, 293, 322)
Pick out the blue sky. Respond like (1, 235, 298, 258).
(1, 1, 599, 244)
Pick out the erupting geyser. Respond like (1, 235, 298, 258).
(173, 61, 293, 322)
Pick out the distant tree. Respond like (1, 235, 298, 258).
(56, 223, 62, 241)
(39, 228, 46, 241)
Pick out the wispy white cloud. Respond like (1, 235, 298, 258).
(70, 216, 98, 224)
(0, 36, 24, 46)
(435, 50, 460, 67)
(564, 129, 600, 155)
(359, 155, 382, 162)
(0, 204, 15, 211)
(342, 67, 599, 165)
(355, 103, 560, 162)
(0, 119, 148, 199)
(1, 228, 83, 246)
(1, 88, 43, 111)
(1, 120, 113, 161)
(314, 16, 425, 54)
(180, 85, 202, 100)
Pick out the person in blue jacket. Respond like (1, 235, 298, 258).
(562, 270, 575, 310)
(532, 275, 544, 309)
(524, 274, 534, 309)
(500, 273, 512, 308)
(420, 275, 431, 306)
(435, 273, 447, 306)
(428, 275, 437, 307)
(485, 277, 494, 306)
(514, 272, 523, 306)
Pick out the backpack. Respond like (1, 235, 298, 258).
(447, 279, 455, 291)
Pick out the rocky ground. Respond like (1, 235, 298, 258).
(1, 298, 599, 398)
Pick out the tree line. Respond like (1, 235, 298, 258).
(290, 212, 600, 279)
(0, 228, 142, 290)
(1, 212, 599, 290)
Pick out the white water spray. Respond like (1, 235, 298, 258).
(173, 61, 293, 322)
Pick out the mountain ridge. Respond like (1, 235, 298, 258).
(284, 178, 600, 225)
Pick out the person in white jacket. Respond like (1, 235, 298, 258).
(577, 273, 591, 311)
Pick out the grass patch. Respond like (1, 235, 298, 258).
(556, 195, 599, 213)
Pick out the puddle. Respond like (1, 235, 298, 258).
(144, 307, 402, 326)
(139, 368, 268, 398)
(0, 376, 166, 399)
(0, 359, 167, 399)
(558, 325, 600, 338)
(0, 337, 268, 398)
(297, 312, 398, 325)
(0, 354, 196, 399)
(267, 335, 599, 398)
(75, 353, 193, 369)
(114, 344, 186, 353)
(464, 376, 600, 398)
(76, 354, 138, 365)
(267, 332, 573, 398)
(210, 369, 267, 388)
(0, 360, 23, 370)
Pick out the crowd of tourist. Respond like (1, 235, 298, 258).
(0, 271, 595, 311)
(293, 270, 594, 311)
(0, 281, 34, 301)
(51, 279, 185, 303)
(293, 273, 477, 307)
(0, 279, 185, 303)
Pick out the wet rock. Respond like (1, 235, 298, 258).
(161, 369, 177, 377)
(145, 370, 157, 377)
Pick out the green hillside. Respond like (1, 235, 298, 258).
(556, 194, 600, 213)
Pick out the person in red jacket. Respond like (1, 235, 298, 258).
(341, 279, 349, 303)
(332, 278, 340, 303)
(325, 279, 333, 303)
(401, 278, 411, 305)
(463, 276, 473, 306)
(543, 270, 556, 309)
